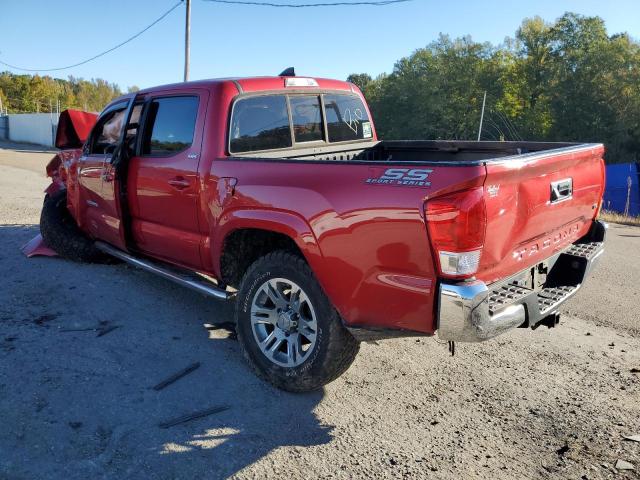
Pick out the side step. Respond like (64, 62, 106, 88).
(95, 241, 233, 300)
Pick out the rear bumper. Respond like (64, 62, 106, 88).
(437, 220, 606, 342)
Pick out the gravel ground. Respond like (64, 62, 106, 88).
(0, 144, 638, 480)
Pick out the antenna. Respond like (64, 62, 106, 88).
(477, 91, 487, 141)
(279, 67, 296, 77)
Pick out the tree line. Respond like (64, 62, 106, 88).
(0, 73, 138, 114)
(349, 12, 640, 164)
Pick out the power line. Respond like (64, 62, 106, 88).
(0, 1, 183, 73)
(202, 0, 411, 7)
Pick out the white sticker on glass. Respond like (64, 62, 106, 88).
(362, 121, 372, 138)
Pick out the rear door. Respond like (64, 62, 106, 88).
(126, 91, 207, 269)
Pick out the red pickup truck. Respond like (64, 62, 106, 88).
(37, 72, 606, 392)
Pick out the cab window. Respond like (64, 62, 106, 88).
(324, 94, 372, 143)
(230, 95, 292, 153)
(290, 95, 323, 143)
(142, 96, 199, 155)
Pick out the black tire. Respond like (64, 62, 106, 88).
(235, 250, 360, 392)
(39, 189, 108, 263)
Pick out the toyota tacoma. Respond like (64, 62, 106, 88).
(32, 71, 606, 392)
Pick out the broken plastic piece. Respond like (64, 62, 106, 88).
(21, 234, 58, 258)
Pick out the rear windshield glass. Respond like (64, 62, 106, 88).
(290, 95, 323, 143)
(324, 94, 372, 143)
(230, 96, 292, 153)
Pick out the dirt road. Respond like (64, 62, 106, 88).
(0, 145, 638, 479)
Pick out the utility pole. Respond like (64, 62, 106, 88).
(477, 91, 487, 142)
(184, 0, 191, 82)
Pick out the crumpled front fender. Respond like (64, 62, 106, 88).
(44, 153, 66, 197)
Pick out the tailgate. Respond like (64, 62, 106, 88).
(478, 144, 605, 284)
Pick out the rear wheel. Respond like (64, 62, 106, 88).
(235, 250, 359, 392)
(39, 189, 108, 263)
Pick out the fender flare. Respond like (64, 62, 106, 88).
(212, 208, 324, 279)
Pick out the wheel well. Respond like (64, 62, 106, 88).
(220, 229, 304, 288)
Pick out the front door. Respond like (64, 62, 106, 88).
(77, 101, 130, 250)
(126, 91, 207, 269)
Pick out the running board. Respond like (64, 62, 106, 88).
(95, 241, 233, 300)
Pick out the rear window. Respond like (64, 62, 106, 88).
(290, 95, 323, 143)
(230, 96, 292, 153)
(143, 96, 199, 155)
(324, 94, 372, 143)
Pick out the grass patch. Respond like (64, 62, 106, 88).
(599, 210, 640, 227)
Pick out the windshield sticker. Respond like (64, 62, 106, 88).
(362, 121, 372, 138)
(365, 168, 433, 187)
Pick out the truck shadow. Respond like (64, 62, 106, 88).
(0, 224, 333, 479)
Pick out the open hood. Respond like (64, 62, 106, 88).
(55, 109, 98, 149)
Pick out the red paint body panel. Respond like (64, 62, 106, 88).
(42, 76, 605, 336)
(478, 146, 605, 283)
(55, 110, 98, 149)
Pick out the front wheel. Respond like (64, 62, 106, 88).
(235, 250, 359, 392)
(39, 189, 108, 263)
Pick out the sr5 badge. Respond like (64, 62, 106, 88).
(365, 168, 433, 187)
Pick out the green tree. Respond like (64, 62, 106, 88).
(346, 73, 372, 92)
(349, 11, 640, 163)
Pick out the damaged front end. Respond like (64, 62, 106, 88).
(22, 109, 98, 258)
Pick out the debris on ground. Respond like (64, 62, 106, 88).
(96, 325, 120, 337)
(623, 434, 640, 442)
(59, 322, 120, 337)
(614, 459, 635, 471)
(152, 362, 201, 391)
(158, 405, 230, 429)
(556, 444, 570, 455)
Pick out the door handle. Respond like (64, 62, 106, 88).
(550, 178, 573, 204)
(168, 177, 191, 189)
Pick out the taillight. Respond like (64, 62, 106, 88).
(425, 187, 486, 278)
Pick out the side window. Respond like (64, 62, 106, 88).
(142, 96, 198, 155)
(290, 95, 323, 143)
(324, 94, 372, 143)
(230, 95, 291, 153)
(90, 107, 127, 155)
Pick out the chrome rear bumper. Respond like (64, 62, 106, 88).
(437, 221, 606, 342)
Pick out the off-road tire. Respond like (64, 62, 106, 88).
(235, 250, 360, 392)
(39, 190, 108, 263)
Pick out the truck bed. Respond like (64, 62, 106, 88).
(233, 140, 590, 165)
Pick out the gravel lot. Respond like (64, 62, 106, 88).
(0, 143, 638, 480)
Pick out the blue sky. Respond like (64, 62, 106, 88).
(1, 0, 639, 90)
